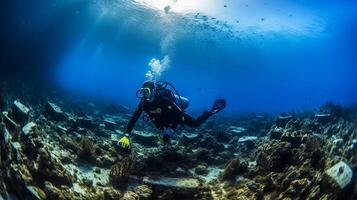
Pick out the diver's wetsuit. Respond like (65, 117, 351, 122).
(126, 89, 212, 133)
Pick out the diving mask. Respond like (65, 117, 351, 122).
(139, 87, 152, 98)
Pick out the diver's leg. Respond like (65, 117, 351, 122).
(181, 111, 212, 127)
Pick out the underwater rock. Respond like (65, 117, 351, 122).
(325, 161, 353, 189)
(276, 115, 294, 128)
(1, 92, 356, 200)
(44, 101, 65, 121)
(230, 126, 246, 135)
(77, 136, 97, 164)
(25, 186, 47, 200)
(220, 158, 247, 181)
(122, 191, 139, 200)
(56, 125, 68, 134)
(269, 126, 284, 140)
(12, 100, 30, 125)
(76, 117, 96, 130)
(0, 122, 11, 145)
(256, 141, 293, 171)
(142, 176, 208, 198)
(195, 164, 208, 175)
(34, 148, 74, 186)
(2, 111, 20, 136)
(179, 133, 199, 146)
(104, 119, 117, 131)
(44, 181, 65, 200)
(198, 136, 225, 154)
(96, 155, 115, 168)
(0, 123, 11, 162)
(194, 148, 215, 164)
(22, 122, 36, 136)
(103, 188, 122, 200)
(281, 131, 302, 148)
(315, 113, 333, 123)
(238, 136, 258, 143)
(11, 142, 22, 161)
(236, 136, 258, 150)
(134, 184, 153, 199)
(132, 131, 157, 147)
(280, 178, 312, 199)
(175, 167, 188, 177)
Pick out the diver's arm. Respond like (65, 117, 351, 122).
(125, 101, 144, 134)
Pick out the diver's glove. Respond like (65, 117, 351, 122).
(118, 133, 132, 154)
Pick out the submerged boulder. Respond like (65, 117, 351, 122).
(220, 158, 248, 181)
(76, 117, 96, 130)
(142, 176, 209, 198)
(134, 185, 153, 199)
(44, 101, 65, 121)
(276, 115, 294, 128)
(22, 122, 37, 137)
(315, 114, 333, 123)
(179, 133, 199, 146)
(104, 119, 117, 131)
(257, 141, 293, 172)
(12, 100, 30, 125)
(25, 186, 47, 200)
(195, 164, 208, 175)
(121, 191, 139, 200)
(281, 132, 302, 148)
(132, 131, 157, 147)
(230, 126, 247, 135)
(325, 161, 353, 189)
(269, 126, 284, 140)
(2, 111, 20, 135)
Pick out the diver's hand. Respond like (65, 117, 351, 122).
(118, 133, 131, 151)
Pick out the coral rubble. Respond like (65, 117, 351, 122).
(0, 95, 356, 199)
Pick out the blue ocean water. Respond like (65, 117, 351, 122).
(1, 0, 357, 114)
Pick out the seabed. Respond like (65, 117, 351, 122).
(0, 95, 357, 200)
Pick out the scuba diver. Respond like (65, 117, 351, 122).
(117, 80, 226, 152)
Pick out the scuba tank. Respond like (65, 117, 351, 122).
(174, 95, 189, 110)
(155, 81, 189, 111)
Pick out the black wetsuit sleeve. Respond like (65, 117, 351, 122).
(125, 101, 144, 134)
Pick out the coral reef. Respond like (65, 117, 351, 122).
(109, 154, 136, 189)
(0, 93, 356, 199)
(77, 136, 97, 164)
